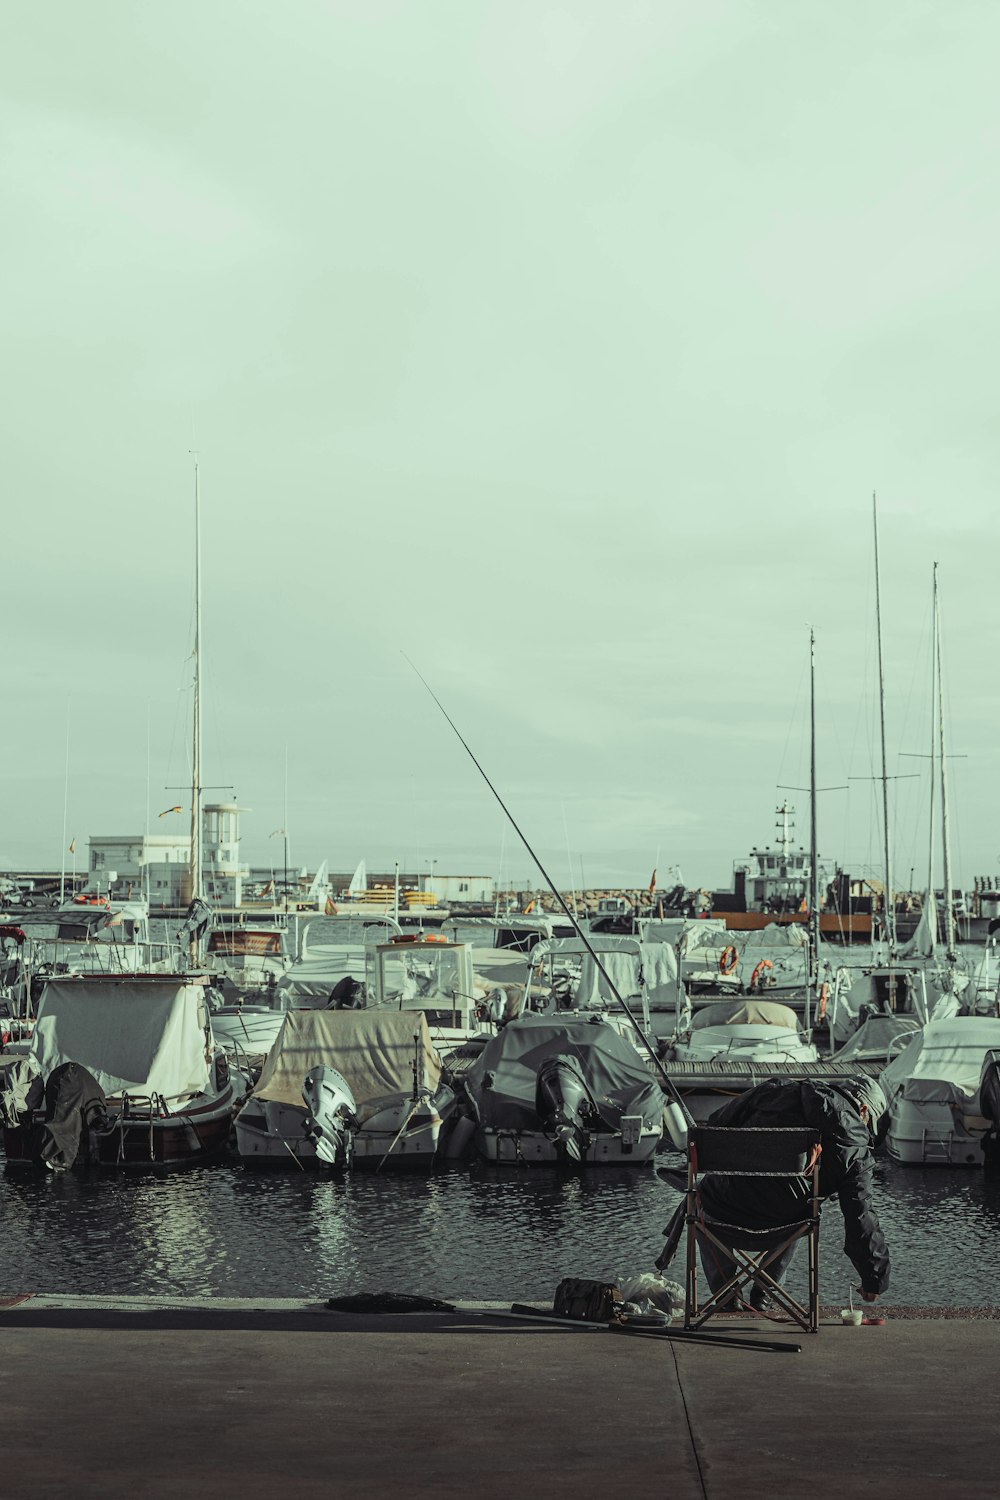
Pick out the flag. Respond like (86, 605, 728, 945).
(325, 897, 338, 916)
(68, 838, 76, 855)
(649, 869, 657, 895)
(523, 898, 535, 914)
(262, 879, 274, 897)
(159, 806, 183, 817)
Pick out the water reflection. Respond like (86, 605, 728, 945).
(3, 1157, 1000, 1306)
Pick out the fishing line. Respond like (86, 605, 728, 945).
(401, 652, 694, 1127)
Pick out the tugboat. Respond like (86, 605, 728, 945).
(708, 803, 872, 941)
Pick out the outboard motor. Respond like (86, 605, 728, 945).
(980, 1049, 1000, 1171)
(535, 1054, 600, 1163)
(30, 1062, 109, 1172)
(302, 1066, 358, 1166)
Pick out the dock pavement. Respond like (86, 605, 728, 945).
(1, 1293, 997, 1500)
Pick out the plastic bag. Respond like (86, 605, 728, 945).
(619, 1272, 684, 1320)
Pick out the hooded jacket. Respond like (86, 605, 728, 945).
(698, 1078, 890, 1294)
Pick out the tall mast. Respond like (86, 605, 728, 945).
(872, 494, 896, 954)
(934, 563, 957, 961)
(190, 459, 202, 907)
(808, 628, 819, 994)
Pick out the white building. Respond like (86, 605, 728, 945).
(88, 802, 250, 907)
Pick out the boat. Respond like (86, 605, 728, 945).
(457, 1014, 668, 1166)
(234, 1008, 454, 1168)
(706, 803, 872, 940)
(0, 973, 247, 1168)
(520, 933, 670, 1037)
(668, 999, 820, 1067)
(880, 1016, 1000, 1165)
(365, 936, 501, 1052)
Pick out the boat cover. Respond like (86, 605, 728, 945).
(532, 936, 677, 1007)
(462, 1015, 664, 1133)
(254, 1009, 441, 1107)
(880, 1017, 1000, 1107)
(29, 978, 211, 1100)
(690, 1000, 798, 1030)
(274, 943, 369, 1001)
(830, 1014, 920, 1061)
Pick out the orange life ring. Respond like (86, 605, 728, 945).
(817, 983, 829, 1022)
(719, 945, 739, 975)
(749, 958, 774, 990)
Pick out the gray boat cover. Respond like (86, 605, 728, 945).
(254, 1009, 441, 1107)
(462, 1015, 665, 1133)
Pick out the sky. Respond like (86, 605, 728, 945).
(2, 2, 998, 895)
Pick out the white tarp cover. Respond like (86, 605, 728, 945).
(30, 978, 211, 1100)
(690, 1000, 799, 1030)
(254, 1009, 441, 1107)
(880, 1017, 1000, 1107)
(533, 936, 677, 1005)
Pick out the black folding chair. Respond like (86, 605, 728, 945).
(684, 1125, 822, 1334)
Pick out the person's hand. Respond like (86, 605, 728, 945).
(859, 1289, 879, 1303)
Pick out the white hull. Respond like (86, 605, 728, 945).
(886, 1098, 989, 1167)
(235, 1093, 450, 1169)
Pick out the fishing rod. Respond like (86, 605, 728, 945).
(403, 654, 695, 1137)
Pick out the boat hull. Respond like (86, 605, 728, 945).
(3, 1085, 239, 1169)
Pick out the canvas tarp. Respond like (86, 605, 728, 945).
(254, 1008, 441, 1107)
(690, 999, 799, 1030)
(29, 978, 211, 1101)
(880, 1017, 1000, 1107)
(462, 1015, 665, 1133)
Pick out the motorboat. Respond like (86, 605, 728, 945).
(202, 912, 293, 999)
(880, 1016, 1000, 1165)
(234, 1008, 454, 1168)
(668, 999, 820, 1066)
(207, 913, 401, 1063)
(0, 974, 248, 1168)
(520, 934, 670, 1042)
(364, 937, 501, 1053)
(457, 1014, 668, 1166)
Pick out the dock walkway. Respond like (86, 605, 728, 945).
(1, 1293, 997, 1499)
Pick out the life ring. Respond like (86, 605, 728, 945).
(749, 959, 774, 991)
(817, 983, 830, 1022)
(719, 945, 739, 975)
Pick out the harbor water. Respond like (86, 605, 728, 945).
(4, 1153, 1000, 1307)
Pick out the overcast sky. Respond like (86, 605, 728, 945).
(3, 3, 998, 894)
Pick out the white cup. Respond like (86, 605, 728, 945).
(840, 1308, 863, 1326)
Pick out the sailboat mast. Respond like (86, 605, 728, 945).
(872, 495, 896, 953)
(190, 460, 202, 906)
(809, 629, 819, 995)
(934, 563, 957, 961)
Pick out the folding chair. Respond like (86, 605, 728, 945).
(684, 1125, 822, 1334)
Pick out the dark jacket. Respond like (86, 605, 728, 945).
(699, 1078, 890, 1295)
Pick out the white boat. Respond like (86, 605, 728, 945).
(0, 973, 248, 1168)
(880, 1016, 1000, 1165)
(364, 937, 500, 1052)
(234, 1008, 453, 1168)
(459, 1014, 667, 1166)
(669, 999, 820, 1066)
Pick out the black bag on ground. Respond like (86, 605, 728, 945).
(553, 1278, 623, 1322)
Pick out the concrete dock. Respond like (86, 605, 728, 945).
(1, 1295, 997, 1499)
